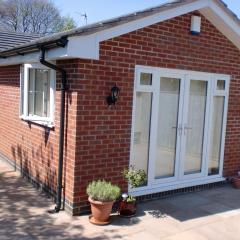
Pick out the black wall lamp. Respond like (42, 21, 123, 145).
(106, 84, 120, 106)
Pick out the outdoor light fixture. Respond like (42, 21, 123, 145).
(106, 84, 120, 106)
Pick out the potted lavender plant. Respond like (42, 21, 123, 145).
(87, 180, 120, 225)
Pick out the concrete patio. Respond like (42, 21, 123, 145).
(1, 158, 240, 240)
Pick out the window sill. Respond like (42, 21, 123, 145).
(20, 116, 54, 129)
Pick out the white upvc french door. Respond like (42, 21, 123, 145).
(149, 71, 185, 186)
(130, 66, 230, 196)
(179, 75, 212, 180)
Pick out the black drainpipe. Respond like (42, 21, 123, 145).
(40, 48, 67, 213)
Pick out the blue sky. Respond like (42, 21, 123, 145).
(53, 0, 240, 26)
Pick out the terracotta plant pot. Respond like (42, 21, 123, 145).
(88, 197, 114, 225)
(232, 177, 240, 189)
(119, 200, 137, 217)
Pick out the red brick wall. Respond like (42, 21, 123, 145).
(0, 11, 240, 215)
(72, 11, 240, 213)
(0, 62, 78, 212)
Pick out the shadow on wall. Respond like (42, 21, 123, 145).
(10, 140, 57, 198)
(8, 89, 74, 208)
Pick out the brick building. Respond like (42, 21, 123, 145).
(0, 0, 240, 215)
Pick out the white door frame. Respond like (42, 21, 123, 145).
(149, 71, 185, 186)
(129, 65, 230, 196)
(179, 74, 212, 180)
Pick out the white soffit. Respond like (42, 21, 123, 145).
(0, 47, 69, 66)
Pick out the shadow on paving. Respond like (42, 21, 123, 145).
(135, 184, 240, 222)
(0, 170, 119, 240)
(1, 157, 240, 240)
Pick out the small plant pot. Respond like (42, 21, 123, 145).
(88, 197, 114, 225)
(119, 200, 137, 217)
(232, 177, 240, 189)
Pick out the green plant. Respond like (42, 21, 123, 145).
(86, 180, 121, 202)
(123, 166, 147, 188)
(126, 195, 136, 203)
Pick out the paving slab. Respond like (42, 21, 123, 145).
(1, 157, 240, 240)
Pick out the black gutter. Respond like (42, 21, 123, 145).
(0, 37, 68, 58)
(40, 47, 67, 213)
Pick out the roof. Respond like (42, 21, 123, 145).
(0, 0, 193, 53)
(0, 0, 239, 57)
(0, 31, 40, 51)
(0, 0, 239, 63)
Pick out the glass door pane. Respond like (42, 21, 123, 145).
(208, 96, 225, 175)
(184, 80, 207, 175)
(132, 92, 152, 185)
(155, 77, 181, 179)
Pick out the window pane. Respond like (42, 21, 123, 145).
(28, 69, 50, 118)
(132, 92, 152, 186)
(28, 69, 35, 115)
(184, 80, 207, 175)
(155, 77, 180, 178)
(35, 70, 49, 117)
(217, 80, 225, 91)
(208, 97, 224, 175)
(140, 73, 152, 86)
(20, 67, 24, 115)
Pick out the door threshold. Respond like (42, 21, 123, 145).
(129, 177, 226, 197)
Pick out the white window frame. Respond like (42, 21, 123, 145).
(129, 65, 230, 196)
(20, 63, 56, 127)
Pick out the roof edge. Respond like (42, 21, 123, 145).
(0, 0, 239, 63)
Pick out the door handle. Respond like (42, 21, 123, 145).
(172, 126, 183, 135)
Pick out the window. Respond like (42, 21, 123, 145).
(28, 69, 50, 117)
(208, 77, 229, 176)
(20, 63, 56, 127)
(217, 80, 225, 91)
(140, 73, 152, 85)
